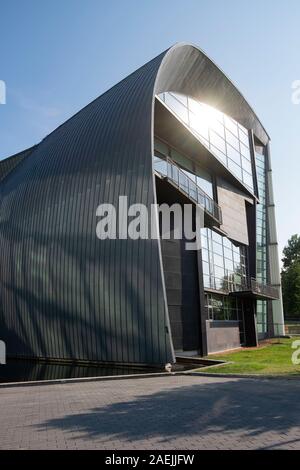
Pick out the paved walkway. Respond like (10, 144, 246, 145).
(0, 374, 299, 449)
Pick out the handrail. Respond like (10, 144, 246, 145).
(248, 277, 279, 299)
(205, 273, 279, 299)
(153, 155, 222, 224)
(228, 276, 279, 299)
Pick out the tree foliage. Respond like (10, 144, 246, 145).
(281, 234, 300, 319)
(282, 234, 300, 270)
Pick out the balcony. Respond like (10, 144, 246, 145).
(205, 275, 279, 300)
(153, 156, 222, 225)
(232, 278, 279, 301)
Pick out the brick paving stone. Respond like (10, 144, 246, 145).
(0, 375, 299, 449)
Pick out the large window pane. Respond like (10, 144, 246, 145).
(243, 170, 253, 189)
(210, 130, 226, 154)
(201, 228, 248, 294)
(195, 166, 213, 198)
(164, 93, 188, 124)
(158, 92, 255, 195)
(189, 112, 209, 141)
(224, 115, 238, 136)
(225, 129, 240, 151)
(238, 128, 250, 147)
(227, 144, 242, 165)
(228, 158, 242, 179)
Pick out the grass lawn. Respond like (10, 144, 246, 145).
(199, 337, 300, 376)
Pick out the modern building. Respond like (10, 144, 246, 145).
(0, 43, 284, 366)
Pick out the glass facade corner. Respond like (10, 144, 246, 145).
(255, 145, 268, 335)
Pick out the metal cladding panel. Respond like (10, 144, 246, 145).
(0, 146, 36, 182)
(0, 52, 174, 364)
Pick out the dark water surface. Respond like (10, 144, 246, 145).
(0, 359, 162, 384)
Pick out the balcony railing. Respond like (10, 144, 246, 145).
(153, 156, 222, 224)
(246, 278, 279, 300)
(205, 275, 279, 300)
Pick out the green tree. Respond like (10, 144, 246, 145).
(281, 234, 300, 319)
(282, 234, 300, 269)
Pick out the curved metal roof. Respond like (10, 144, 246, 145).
(155, 43, 269, 145)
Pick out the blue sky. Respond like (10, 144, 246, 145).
(0, 0, 299, 258)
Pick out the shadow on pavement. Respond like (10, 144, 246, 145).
(33, 378, 300, 447)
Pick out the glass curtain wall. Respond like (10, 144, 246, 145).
(158, 92, 254, 192)
(201, 228, 248, 291)
(154, 137, 214, 198)
(205, 293, 245, 344)
(255, 145, 268, 335)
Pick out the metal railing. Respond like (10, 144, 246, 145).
(248, 278, 279, 299)
(229, 277, 279, 299)
(153, 156, 222, 224)
(205, 274, 279, 300)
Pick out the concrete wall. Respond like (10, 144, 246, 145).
(206, 320, 241, 354)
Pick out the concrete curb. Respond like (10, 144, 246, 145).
(0, 371, 182, 389)
(185, 371, 300, 380)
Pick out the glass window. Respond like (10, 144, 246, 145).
(242, 170, 253, 189)
(202, 261, 210, 275)
(241, 156, 252, 174)
(188, 96, 203, 116)
(213, 241, 223, 256)
(227, 158, 242, 179)
(210, 130, 226, 154)
(158, 92, 254, 195)
(205, 293, 245, 331)
(210, 145, 227, 164)
(203, 275, 211, 289)
(213, 119, 225, 138)
(238, 128, 250, 147)
(214, 265, 225, 279)
(202, 248, 209, 263)
(240, 142, 251, 160)
(227, 144, 241, 166)
(154, 138, 169, 157)
(212, 231, 222, 243)
(183, 169, 196, 183)
(201, 235, 208, 249)
(224, 257, 234, 272)
(224, 247, 233, 260)
(195, 166, 213, 199)
(170, 92, 188, 107)
(225, 129, 240, 151)
(164, 93, 189, 124)
(233, 251, 240, 263)
(224, 115, 238, 137)
(170, 148, 193, 172)
(201, 228, 248, 294)
(214, 308, 226, 321)
(153, 156, 167, 176)
(189, 112, 209, 141)
(214, 253, 224, 268)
